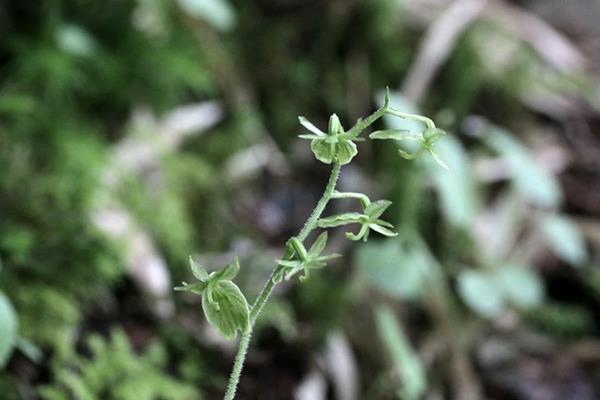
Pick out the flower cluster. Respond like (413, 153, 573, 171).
(298, 114, 364, 165)
(274, 232, 340, 283)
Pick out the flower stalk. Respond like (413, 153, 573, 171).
(175, 87, 447, 399)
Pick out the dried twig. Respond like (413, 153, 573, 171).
(401, 0, 489, 104)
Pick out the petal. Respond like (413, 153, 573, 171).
(298, 134, 323, 140)
(189, 256, 209, 282)
(335, 140, 358, 165)
(299, 116, 325, 136)
(316, 253, 341, 262)
(285, 265, 303, 280)
(374, 219, 394, 228)
(427, 147, 449, 170)
(369, 223, 398, 237)
(290, 238, 308, 261)
(308, 231, 328, 258)
(311, 139, 334, 164)
(423, 127, 446, 143)
(210, 257, 240, 282)
(398, 147, 422, 160)
(276, 259, 303, 268)
(364, 200, 392, 219)
(328, 114, 342, 135)
(306, 261, 327, 270)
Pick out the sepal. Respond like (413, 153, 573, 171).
(175, 256, 250, 340)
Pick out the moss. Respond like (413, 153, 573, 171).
(40, 329, 200, 400)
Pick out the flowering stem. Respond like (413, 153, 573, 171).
(224, 162, 342, 400)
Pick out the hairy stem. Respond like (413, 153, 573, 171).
(224, 162, 341, 400)
(347, 105, 388, 138)
(297, 163, 341, 242)
(223, 329, 251, 400)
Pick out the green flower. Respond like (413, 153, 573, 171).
(298, 114, 363, 165)
(175, 257, 250, 340)
(370, 127, 448, 170)
(318, 199, 397, 241)
(274, 232, 340, 282)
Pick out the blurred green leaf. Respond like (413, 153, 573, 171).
(0, 292, 17, 368)
(356, 239, 430, 300)
(495, 265, 544, 310)
(177, 0, 236, 31)
(254, 300, 297, 339)
(55, 25, 96, 57)
(457, 270, 504, 318)
(15, 337, 42, 364)
(530, 302, 596, 338)
(430, 135, 478, 228)
(375, 306, 426, 400)
(542, 215, 588, 265)
(486, 128, 561, 207)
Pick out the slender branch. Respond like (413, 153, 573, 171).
(297, 163, 341, 242)
(386, 108, 436, 129)
(347, 106, 388, 138)
(224, 162, 342, 400)
(331, 191, 371, 208)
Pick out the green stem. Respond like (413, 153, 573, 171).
(223, 329, 251, 400)
(331, 191, 371, 208)
(386, 108, 435, 128)
(347, 105, 388, 138)
(223, 163, 342, 400)
(297, 163, 341, 242)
